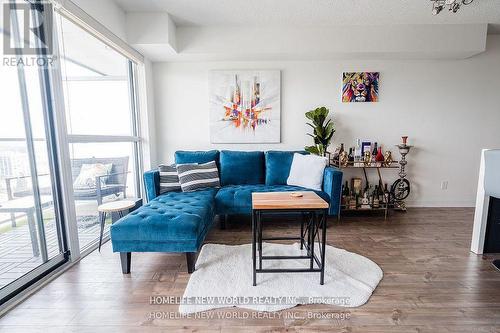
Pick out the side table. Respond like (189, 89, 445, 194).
(98, 199, 142, 251)
(251, 192, 329, 286)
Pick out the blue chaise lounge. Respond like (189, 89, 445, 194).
(110, 150, 342, 274)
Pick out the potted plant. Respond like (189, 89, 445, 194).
(304, 106, 335, 156)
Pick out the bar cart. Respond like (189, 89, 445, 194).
(334, 161, 399, 220)
(329, 137, 412, 220)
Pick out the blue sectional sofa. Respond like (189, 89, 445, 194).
(110, 150, 342, 274)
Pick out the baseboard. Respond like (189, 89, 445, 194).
(405, 200, 475, 208)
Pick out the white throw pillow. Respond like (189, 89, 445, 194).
(73, 163, 113, 189)
(287, 153, 328, 191)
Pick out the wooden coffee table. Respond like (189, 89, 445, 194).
(251, 191, 329, 286)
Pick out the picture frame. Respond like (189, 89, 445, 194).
(352, 178, 363, 196)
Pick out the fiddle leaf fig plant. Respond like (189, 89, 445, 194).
(304, 106, 335, 156)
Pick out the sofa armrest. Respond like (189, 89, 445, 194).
(322, 166, 343, 216)
(143, 169, 160, 202)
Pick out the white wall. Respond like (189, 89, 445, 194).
(142, 59, 158, 168)
(153, 35, 500, 207)
(72, 0, 127, 40)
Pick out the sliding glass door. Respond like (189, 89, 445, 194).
(0, 0, 144, 304)
(0, 1, 67, 302)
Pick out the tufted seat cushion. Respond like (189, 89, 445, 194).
(215, 184, 330, 215)
(110, 188, 217, 253)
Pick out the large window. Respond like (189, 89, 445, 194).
(56, 13, 142, 251)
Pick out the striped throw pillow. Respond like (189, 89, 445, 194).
(158, 164, 181, 194)
(176, 161, 220, 192)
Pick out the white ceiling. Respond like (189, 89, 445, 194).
(113, 0, 500, 32)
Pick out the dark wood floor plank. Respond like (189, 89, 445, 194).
(1, 208, 500, 332)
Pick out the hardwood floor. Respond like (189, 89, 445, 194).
(0, 219, 107, 289)
(1, 208, 499, 332)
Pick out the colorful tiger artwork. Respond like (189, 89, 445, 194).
(342, 72, 379, 103)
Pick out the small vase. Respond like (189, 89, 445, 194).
(375, 147, 384, 162)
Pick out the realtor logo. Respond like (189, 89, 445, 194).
(3, 2, 53, 55)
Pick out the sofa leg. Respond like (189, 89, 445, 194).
(186, 252, 197, 274)
(220, 214, 227, 230)
(120, 252, 131, 274)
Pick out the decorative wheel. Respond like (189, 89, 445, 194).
(391, 179, 410, 201)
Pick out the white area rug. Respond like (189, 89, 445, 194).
(179, 243, 383, 313)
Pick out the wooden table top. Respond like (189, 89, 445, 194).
(252, 192, 328, 210)
(98, 200, 137, 213)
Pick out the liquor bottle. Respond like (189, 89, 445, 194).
(339, 143, 345, 155)
(372, 142, 378, 156)
(341, 184, 346, 206)
(348, 148, 354, 164)
(373, 185, 380, 208)
(378, 185, 385, 204)
(384, 183, 390, 204)
(375, 146, 384, 162)
(349, 191, 357, 209)
(368, 185, 374, 205)
(354, 139, 362, 167)
(342, 181, 350, 206)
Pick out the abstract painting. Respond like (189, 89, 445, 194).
(209, 70, 281, 143)
(342, 72, 379, 103)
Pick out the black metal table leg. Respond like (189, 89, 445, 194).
(258, 211, 262, 270)
(301, 212, 306, 250)
(252, 209, 257, 286)
(320, 209, 327, 285)
(306, 213, 311, 256)
(98, 212, 106, 252)
(310, 212, 316, 270)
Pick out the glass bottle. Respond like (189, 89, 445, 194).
(379, 185, 385, 203)
(372, 142, 378, 156)
(354, 139, 362, 166)
(384, 183, 390, 204)
(376, 146, 384, 162)
(373, 185, 380, 208)
(342, 181, 350, 206)
(368, 185, 374, 205)
(341, 184, 346, 206)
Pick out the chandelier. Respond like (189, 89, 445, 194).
(431, 0, 474, 15)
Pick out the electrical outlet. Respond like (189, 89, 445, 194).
(441, 181, 448, 190)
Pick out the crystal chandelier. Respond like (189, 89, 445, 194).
(431, 0, 474, 15)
